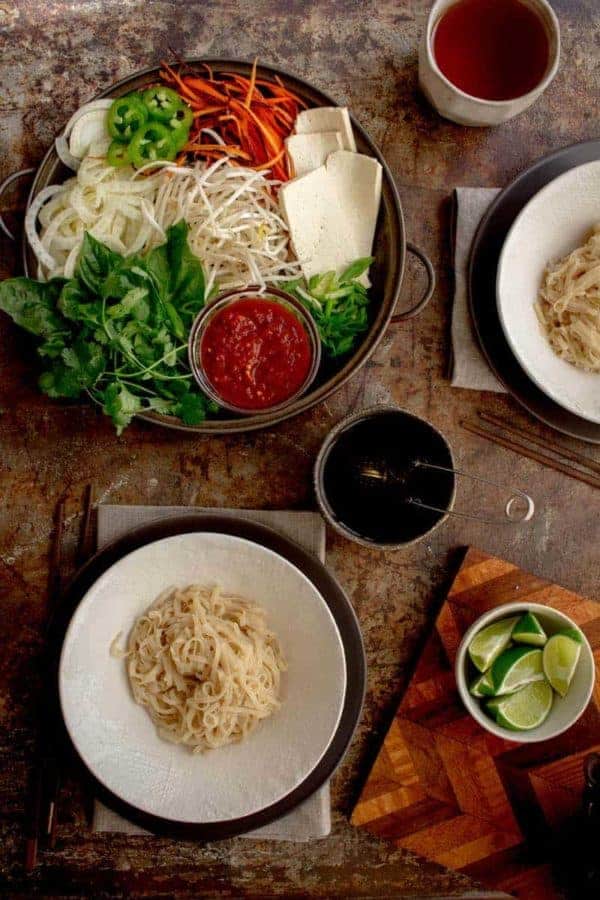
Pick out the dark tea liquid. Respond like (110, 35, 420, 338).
(321, 412, 455, 545)
(433, 0, 550, 101)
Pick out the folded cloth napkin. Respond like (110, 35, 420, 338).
(92, 504, 331, 841)
(450, 187, 506, 392)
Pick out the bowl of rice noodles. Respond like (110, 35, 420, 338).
(497, 159, 600, 424)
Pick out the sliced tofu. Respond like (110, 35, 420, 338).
(294, 107, 357, 153)
(285, 131, 344, 178)
(280, 149, 382, 287)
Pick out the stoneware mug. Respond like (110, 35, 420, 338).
(418, 0, 561, 126)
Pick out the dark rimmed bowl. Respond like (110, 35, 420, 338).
(314, 406, 457, 549)
(188, 287, 322, 415)
(22, 59, 435, 434)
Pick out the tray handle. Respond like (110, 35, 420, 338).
(391, 242, 436, 323)
(0, 167, 35, 241)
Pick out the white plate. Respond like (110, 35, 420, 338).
(59, 532, 347, 824)
(497, 160, 600, 423)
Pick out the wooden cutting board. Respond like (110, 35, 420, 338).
(351, 548, 600, 898)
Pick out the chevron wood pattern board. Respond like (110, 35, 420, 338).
(351, 548, 600, 898)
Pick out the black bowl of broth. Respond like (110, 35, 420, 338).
(315, 407, 456, 548)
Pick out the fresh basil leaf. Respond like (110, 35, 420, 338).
(144, 243, 170, 299)
(166, 221, 205, 309)
(76, 233, 121, 295)
(163, 300, 185, 339)
(339, 257, 374, 283)
(0, 277, 67, 337)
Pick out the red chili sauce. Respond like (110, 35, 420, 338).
(433, 0, 549, 102)
(200, 298, 312, 410)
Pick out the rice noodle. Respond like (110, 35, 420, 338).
(123, 584, 286, 752)
(536, 224, 600, 371)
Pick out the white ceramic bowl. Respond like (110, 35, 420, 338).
(59, 532, 347, 823)
(497, 160, 600, 423)
(455, 601, 595, 743)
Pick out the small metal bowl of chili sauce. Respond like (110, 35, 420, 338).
(189, 287, 322, 416)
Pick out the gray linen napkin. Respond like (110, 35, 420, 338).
(92, 504, 331, 841)
(450, 187, 506, 392)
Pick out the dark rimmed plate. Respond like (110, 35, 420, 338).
(468, 138, 600, 444)
(48, 513, 366, 840)
(24, 58, 415, 434)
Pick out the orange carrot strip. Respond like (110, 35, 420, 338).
(192, 106, 227, 117)
(183, 78, 229, 102)
(245, 59, 258, 108)
(254, 146, 286, 171)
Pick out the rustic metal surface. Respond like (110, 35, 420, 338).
(0, 1, 598, 897)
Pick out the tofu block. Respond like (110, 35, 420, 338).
(285, 131, 344, 178)
(280, 150, 382, 287)
(294, 107, 357, 153)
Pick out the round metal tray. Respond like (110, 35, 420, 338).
(469, 138, 600, 444)
(47, 513, 366, 840)
(23, 59, 434, 434)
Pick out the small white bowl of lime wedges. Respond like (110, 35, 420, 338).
(456, 602, 595, 743)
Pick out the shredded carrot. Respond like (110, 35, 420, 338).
(245, 59, 258, 109)
(159, 59, 306, 183)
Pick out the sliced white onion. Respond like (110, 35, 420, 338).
(25, 184, 68, 270)
(55, 100, 114, 168)
(69, 109, 110, 160)
(55, 134, 81, 171)
(63, 100, 113, 141)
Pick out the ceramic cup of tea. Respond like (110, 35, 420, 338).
(419, 0, 560, 126)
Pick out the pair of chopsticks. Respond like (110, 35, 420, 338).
(25, 485, 95, 872)
(462, 411, 600, 489)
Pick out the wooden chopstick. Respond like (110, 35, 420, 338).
(25, 496, 66, 872)
(478, 411, 600, 477)
(26, 485, 96, 870)
(461, 418, 600, 490)
(78, 484, 96, 566)
(46, 485, 95, 849)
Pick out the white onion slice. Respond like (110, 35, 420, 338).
(55, 100, 114, 168)
(25, 184, 68, 270)
(69, 109, 110, 160)
(55, 134, 81, 171)
(62, 99, 113, 141)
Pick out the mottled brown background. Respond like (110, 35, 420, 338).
(0, 1, 598, 897)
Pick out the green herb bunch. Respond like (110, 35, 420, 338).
(0, 222, 217, 433)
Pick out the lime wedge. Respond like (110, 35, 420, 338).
(491, 646, 544, 695)
(468, 616, 519, 672)
(470, 670, 495, 697)
(512, 612, 547, 647)
(543, 634, 581, 697)
(487, 680, 554, 731)
(558, 627, 583, 645)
